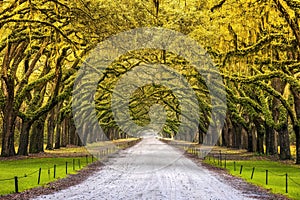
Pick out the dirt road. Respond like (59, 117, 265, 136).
(33, 136, 257, 200)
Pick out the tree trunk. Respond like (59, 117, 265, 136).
(17, 120, 32, 156)
(221, 115, 231, 147)
(292, 89, 300, 164)
(265, 124, 277, 155)
(198, 126, 204, 144)
(46, 109, 55, 150)
(1, 104, 16, 157)
(254, 118, 264, 154)
(1, 42, 21, 157)
(54, 122, 61, 149)
(29, 118, 45, 153)
(295, 125, 300, 164)
(67, 117, 77, 145)
(232, 122, 242, 148)
(271, 77, 286, 156)
(61, 121, 67, 147)
(247, 126, 254, 152)
(279, 122, 291, 160)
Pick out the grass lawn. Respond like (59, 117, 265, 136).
(204, 159, 300, 199)
(0, 156, 93, 196)
(0, 138, 141, 196)
(163, 138, 300, 199)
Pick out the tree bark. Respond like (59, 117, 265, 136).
(278, 122, 291, 160)
(271, 77, 286, 157)
(54, 122, 61, 149)
(1, 103, 17, 157)
(62, 117, 68, 145)
(232, 122, 242, 148)
(247, 126, 254, 152)
(29, 117, 45, 153)
(46, 109, 55, 150)
(295, 125, 300, 164)
(292, 89, 300, 164)
(198, 125, 204, 144)
(265, 124, 277, 155)
(254, 118, 265, 154)
(1, 42, 27, 157)
(17, 120, 32, 156)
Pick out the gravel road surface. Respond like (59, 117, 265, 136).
(33, 136, 257, 200)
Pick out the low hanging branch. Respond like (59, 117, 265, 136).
(273, 0, 300, 47)
(222, 34, 284, 66)
(257, 81, 295, 125)
(0, 19, 77, 48)
(153, 0, 159, 17)
(223, 70, 300, 92)
(210, 0, 226, 12)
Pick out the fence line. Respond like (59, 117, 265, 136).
(0, 138, 142, 195)
(268, 170, 286, 177)
(288, 176, 300, 186)
(163, 139, 300, 196)
(202, 154, 300, 194)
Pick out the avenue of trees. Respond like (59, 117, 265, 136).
(1, 0, 300, 164)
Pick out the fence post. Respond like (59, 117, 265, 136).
(239, 165, 243, 174)
(38, 168, 42, 184)
(66, 162, 68, 174)
(54, 165, 56, 178)
(14, 176, 18, 193)
(48, 168, 50, 180)
(251, 167, 255, 179)
(73, 159, 75, 170)
(219, 150, 222, 167)
(224, 155, 226, 168)
(286, 173, 288, 193)
(266, 170, 268, 185)
(86, 155, 88, 165)
(234, 161, 236, 171)
(78, 159, 81, 169)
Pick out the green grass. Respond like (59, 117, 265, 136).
(204, 159, 300, 199)
(0, 156, 93, 196)
(0, 138, 141, 196)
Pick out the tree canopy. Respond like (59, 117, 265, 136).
(0, 0, 300, 164)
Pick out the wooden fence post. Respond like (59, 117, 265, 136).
(251, 167, 255, 179)
(48, 168, 50, 180)
(54, 165, 56, 178)
(14, 176, 18, 193)
(66, 162, 68, 174)
(266, 170, 268, 185)
(219, 150, 222, 167)
(234, 161, 236, 171)
(38, 168, 42, 184)
(286, 173, 288, 193)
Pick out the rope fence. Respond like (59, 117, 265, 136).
(0, 138, 142, 195)
(158, 139, 300, 196)
(183, 145, 300, 195)
(0, 156, 95, 194)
